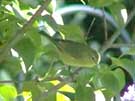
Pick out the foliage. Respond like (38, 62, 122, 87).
(0, 0, 135, 101)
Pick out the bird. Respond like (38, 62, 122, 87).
(40, 31, 100, 68)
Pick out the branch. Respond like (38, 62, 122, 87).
(0, 76, 64, 84)
(101, 8, 135, 54)
(53, 4, 131, 43)
(35, 68, 82, 101)
(86, 17, 96, 39)
(102, 7, 108, 41)
(0, 72, 82, 101)
(111, 43, 135, 48)
(0, 0, 51, 62)
(0, 80, 14, 84)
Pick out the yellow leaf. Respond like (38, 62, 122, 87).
(51, 80, 75, 93)
(22, 91, 32, 101)
(57, 92, 70, 101)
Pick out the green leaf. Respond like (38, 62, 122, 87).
(0, 0, 12, 6)
(99, 71, 119, 93)
(41, 92, 56, 101)
(88, 0, 121, 7)
(92, 66, 123, 95)
(0, 15, 19, 40)
(111, 57, 135, 81)
(0, 57, 21, 78)
(19, 0, 39, 8)
(14, 37, 36, 68)
(36, 81, 56, 101)
(58, 24, 86, 43)
(23, 81, 41, 100)
(26, 27, 41, 47)
(33, 49, 59, 77)
(0, 85, 17, 101)
(76, 68, 97, 86)
(75, 84, 95, 101)
(92, 64, 111, 89)
(102, 90, 115, 101)
(113, 68, 125, 92)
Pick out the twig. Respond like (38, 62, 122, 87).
(86, 17, 96, 39)
(0, 79, 28, 84)
(102, 7, 108, 41)
(53, 4, 131, 48)
(0, 80, 15, 84)
(35, 68, 82, 101)
(0, 76, 64, 84)
(0, 0, 51, 62)
(111, 43, 135, 48)
(100, 8, 135, 54)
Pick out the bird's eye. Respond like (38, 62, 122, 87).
(91, 56, 97, 63)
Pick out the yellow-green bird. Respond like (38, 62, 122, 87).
(40, 31, 100, 68)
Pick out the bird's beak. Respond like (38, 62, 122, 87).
(97, 52, 101, 64)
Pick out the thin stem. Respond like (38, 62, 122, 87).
(36, 68, 82, 101)
(101, 8, 135, 54)
(0, 80, 15, 84)
(86, 17, 96, 38)
(53, 4, 131, 48)
(102, 8, 108, 41)
(0, 76, 64, 84)
(111, 43, 135, 48)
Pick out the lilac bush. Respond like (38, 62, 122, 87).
(121, 83, 135, 101)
